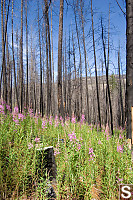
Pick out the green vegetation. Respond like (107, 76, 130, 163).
(0, 103, 133, 199)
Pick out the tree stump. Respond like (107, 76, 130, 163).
(36, 146, 57, 199)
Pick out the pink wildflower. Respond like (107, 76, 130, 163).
(77, 143, 81, 150)
(42, 120, 47, 129)
(55, 120, 59, 127)
(60, 116, 63, 121)
(13, 119, 19, 125)
(117, 144, 123, 153)
(18, 113, 25, 121)
(0, 105, 4, 114)
(80, 114, 85, 124)
(116, 176, 123, 183)
(66, 116, 70, 121)
(98, 140, 102, 144)
(106, 136, 110, 140)
(61, 121, 64, 127)
(49, 116, 53, 125)
(54, 150, 60, 156)
(55, 115, 58, 121)
(88, 147, 95, 161)
(34, 137, 40, 143)
(119, 134, 123, 139)
(28, 143, 33, 149)
(6, 105, 11, 111)
(71, 116, 76, 124)
(89, 148, 93, 154)
(14, 107, 19, 113)
(28, 108, 33, 117)
(68, 132, 77, 142)
(55, 115, 59, 127)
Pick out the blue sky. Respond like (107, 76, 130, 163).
(0, 0, 126, 80)
(62, 0, 126, 76)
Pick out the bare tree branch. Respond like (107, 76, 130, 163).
(116, 0, 126, 16)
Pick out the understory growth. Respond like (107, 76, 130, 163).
(0, 102, 133, 199)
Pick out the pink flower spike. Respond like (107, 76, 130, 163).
(119, 134, 123, 139)
(6, 105, 11, 111)
(71, 116, 76, 124)
(34, 137, 40, 143)
(14, 106, 19, 113)
(77, 144, 81, 150)
(89, 148, 93, 154)
(28, 143, 33, 149)
(118, 178, 123, 182)
(117, 144, 123, 153)
(98, 140, 102, 144)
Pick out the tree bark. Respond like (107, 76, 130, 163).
(80, 0, 89, 122)
(73, 0, 82, 115)
(12, 0, 20, 111)
(107, 6, 113, 135)
(118, 50, 124, 128)
(126, 0, 133, 139)
(58, 0, 64, 117)
(68, 28, 71, 118)
(51, 7, 55, 116)
(38, 1, 43, 117)
(20, 0, 23, 112)
(25, 0, 29, 110)
(101, 16, 113, 134)
(1, 0, 6, 102)
(91, 0, 101, 129)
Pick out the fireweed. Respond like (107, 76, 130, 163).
(0, 103, 132, 199)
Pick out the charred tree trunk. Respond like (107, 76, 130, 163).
(80, 0, 89, 122)
(106, 6, 113, 135)
(73, 0, 82, 115)
(4, 0, 10, 106)
(12, 0, 20, 111)
(38, 1, 43, 117)
(51, 7, 55, 116)
(126, 0, 133, 139)
(20, 0, 23, 112)
(91, 0, 101, 129)
(25, 0, 29, 110)
(45, 0, 52, 115)
(68, 28, 71, 118)
(1, 0, 6, 103)
(101, 16, 113, 135)
(57, 0, 64, 117)
(118, 50, 124, 128)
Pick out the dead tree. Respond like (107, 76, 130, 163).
(25, 0, 29, 110)
(12, 0, 20, 111)
(118, 49, 124, 128)
(91, 0, 101, 129)
(73, 0, 83, 115)
(38, 1, 43, 117)
(57, 0, 64, 117)
(80, 0, 89, 122)
(126, 0, 133, 139)
(20, 0, 23, 112)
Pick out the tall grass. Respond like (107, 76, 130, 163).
(0, 102, 133, 199)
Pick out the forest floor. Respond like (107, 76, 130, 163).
(0, 103, 133, 199)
